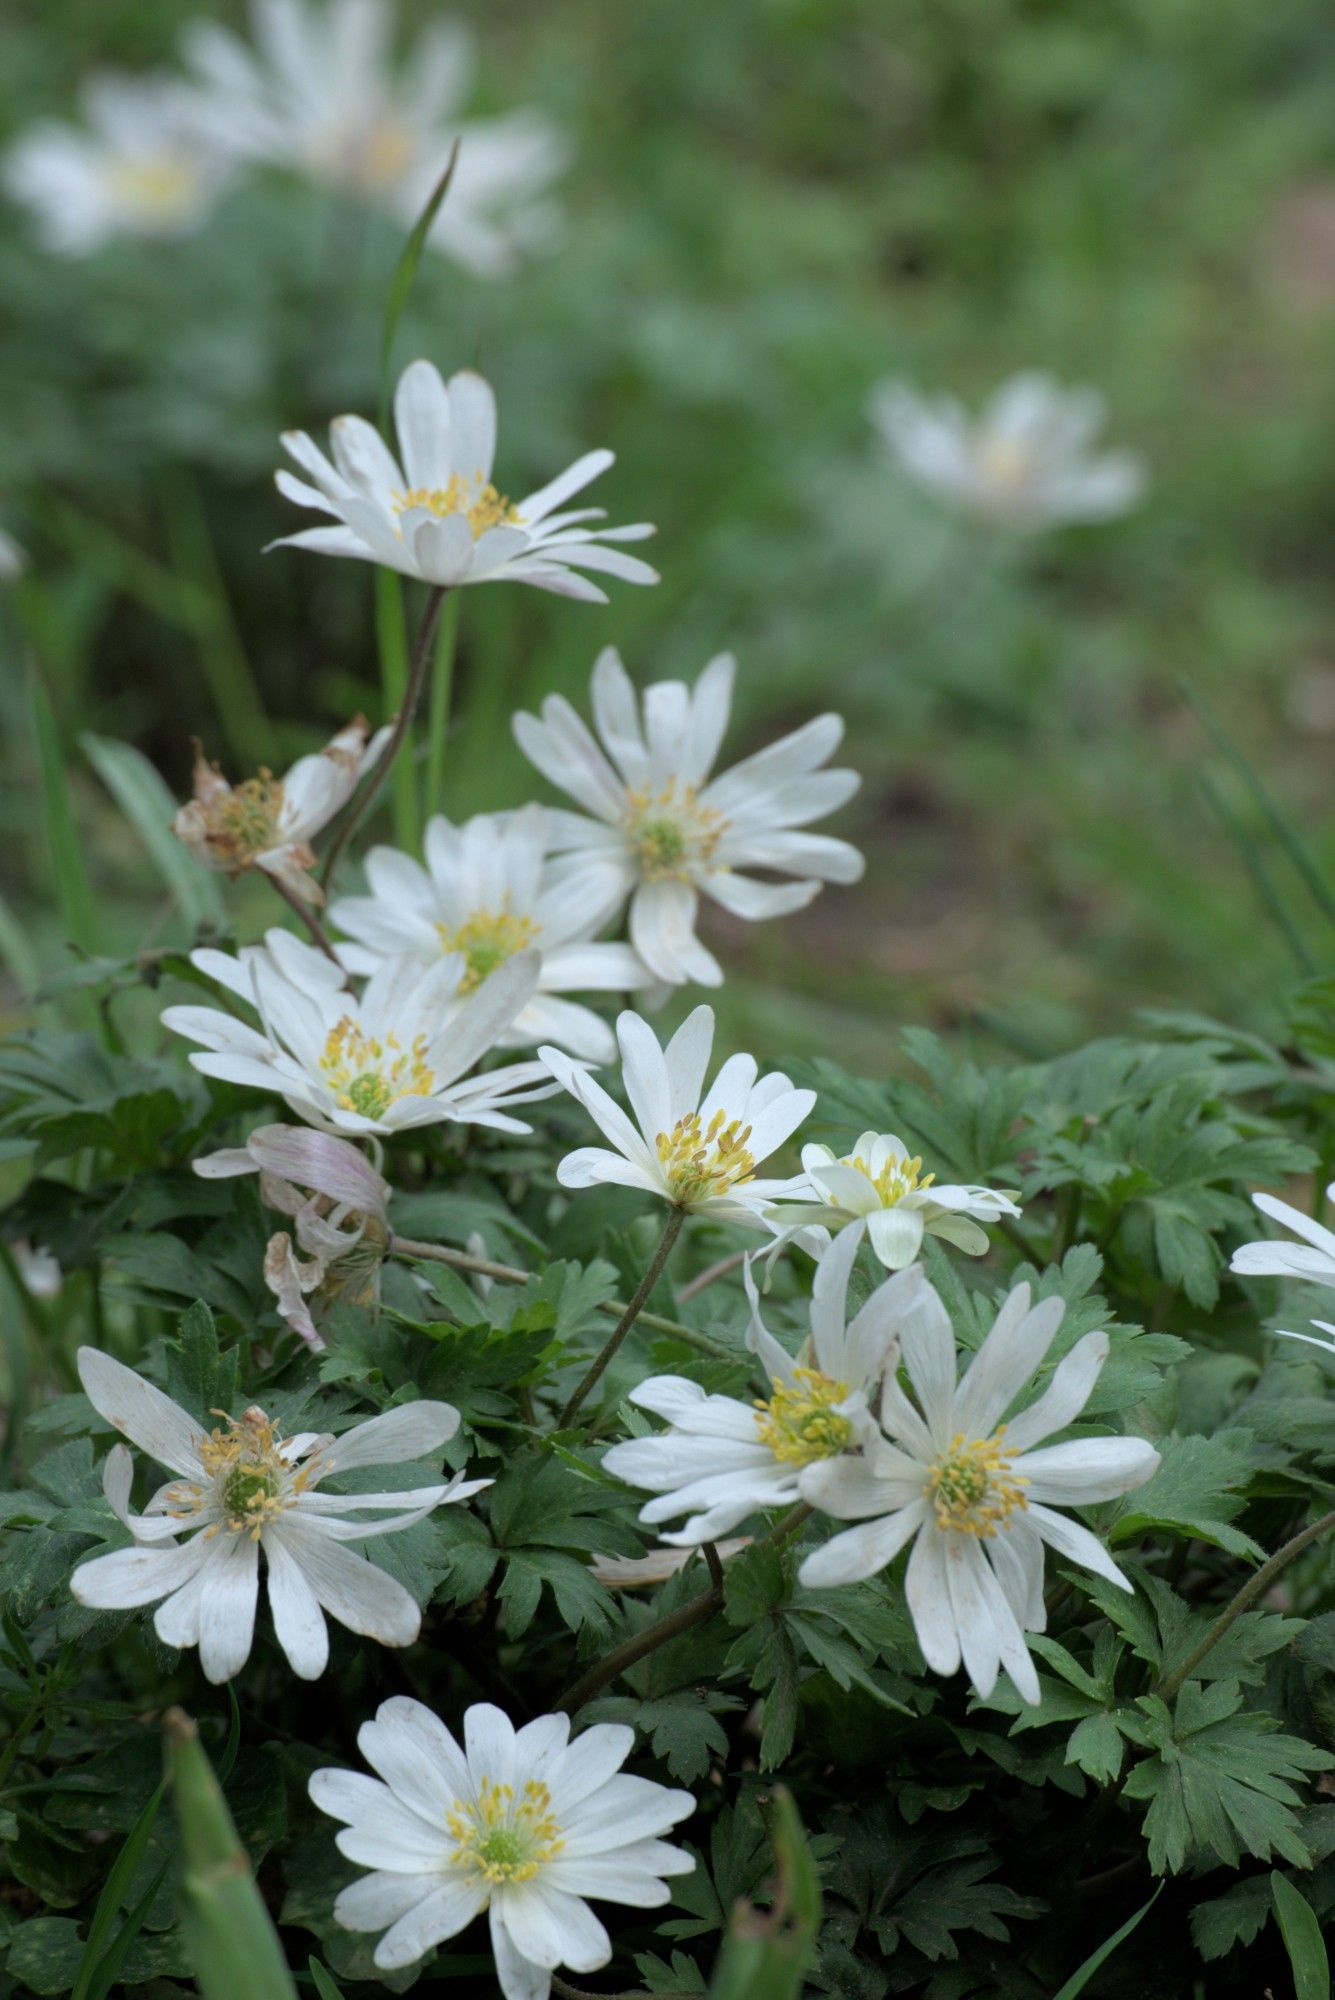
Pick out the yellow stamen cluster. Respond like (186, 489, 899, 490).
(436, 907, 539, 992)
(196, 770, 285, 866)
(846, 1150, 934, 1209)
(976, 434, 1035, 493)
(623, 783, 726, 883)
(354, 121, 416, 191)
(109, 155, 199, 221)
(392, 476, 520, 538)
(320, 1018, 435, 1120)
(656, 1110, 756, 1206)
(171, 1407, 313, 1539)
(447, 1777, 564, 1886)
(926, 1427, 1028, 1537)
(755, 1366, 854, 1467)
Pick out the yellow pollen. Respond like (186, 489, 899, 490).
(623, 782, 727, 883)
(976, 434, 1035, 493)
(927, 1427, 1028, 1537)
(319, 1017, 435, 1119)
(392, 475, 520, 538)
(355, 120, 416, 191)
(109, 154, 199, 221)
(447, 1777, 564, 1887)
(655, 1109, 756, 1206)
(210, 770, 284, 855)
(180, 1406, 314, 1538)
(846, 1151, 934, 1209)
(755, 1366, 853, 1466)
(436, 906, 539, 992)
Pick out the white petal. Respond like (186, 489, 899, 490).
(322, 1401, 460, 1473)
(198, 1529, 259, 1683)
(1014, 1436, 1160, 1505)
(77, 1348, 206, 1478)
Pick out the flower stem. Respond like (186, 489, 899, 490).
(558, 1207, 686, 1429)
(1156, 1506, 1335, 1701)
(422, 589, 460, 824)
(266, 874, 345, 971)
(321, 583, 446, 892)
(388, 1230, 727, 1359)
(676, 1246, 748, 1304)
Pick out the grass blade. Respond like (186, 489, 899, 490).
(377, 142, 459, 425)
(81, 1861, 169, 2000)
(423, 587, 460, 823)
(1197, 770, 1314, 975)
(70, 1780, 165, 2000)
(308, 1959, 346, 1999)
(0, 885, 40, 995)
(157, 468, 272, 769)
(1271, 1871, 1330, 2000)
(1051, 1885, 1162, 1999)
(81, 733, 226, 930)
(27, 657, 101, 957)
(707, 1787, 820, 2000)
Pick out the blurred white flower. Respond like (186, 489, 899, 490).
(0, 527, 27, 580)
(540, 1004, 814, 1227)
(71, 1350, 485, 1681)
(161, 927, 554, 1138)
(329, 804, 652, 1063)
(274, 360, 657, 600)
(180, 0, 566, 276)
(1230, 1182, 1335, 1286)
(172, 717, 389, 906)
(11, 1238, 62, 1300)
(311, 1696, 694, 1990)
(870, 371, 1145, 532)
(798, 1280, 1159, 1704)
(767, 1131, 1021, 1269)
(604, 1227, 903, 1544)
(513, 649, 864, 986)
(3, 72, 233, 256)
(195, 1123, 392, 1349)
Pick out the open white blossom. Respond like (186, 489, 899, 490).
(330, 805, 650, 1063)
(871, 372, 1145, 532)
(195, 1124, 392, 1349)
(172, 717, 390, 906)
(540, 1004, 814, 1227)
(0, 527, 27, 580)
(71, 1349, 486, 1681)
(798, 1279, 1160, 1704)
(604, 1226, 905, 1544)
(514, 648, 864, 986)
(1231, 1181, 1335, 1362)
(161, 927, 554, 1137)
(273, 359, 657, 600)
(3, 73, 233, 256)
(767, 1131, 1021, 1269)
(180, 0, 566, 277)
(311, 1696, 694, 1993)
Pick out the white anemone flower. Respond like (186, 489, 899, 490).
(194, 1123, 392, 1349)
(180, 0, 566, 277)
(161, 928, 554, 1138)
(0, 527, 27, 580)
(1230, 1182, 1335, 1286)
(310, 1696, 694, 1992)
(513, 648, 864, 986)
(2, 73, 233, 256)
(797, 1279, 1160, 1704)
(71, 1349, 487, 1682)
(272, 359, 657, 601)
(172, 716, 390, 906)
(539, 1004, 814, 1228)
(870, 372, 1145, 532)
(767, 1131, 1021, 1269)
(329, 805, 652, 1063)
(603, 1226, 907, 1545)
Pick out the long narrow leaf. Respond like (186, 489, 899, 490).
(1271, 1871, 1330, 2000)
(27, 658, 101, 956)
(70, 1780, 165, 2000)
(0, 885, 41, 994)
(1051, 1885, 1162, 2000)
(377, 142, 459, 425)
(308, 1959, 347, 1999)
(157, 468, 272, 769)
(81, 733, 226, 930)
(82, 1860, 170, 2000)
(1197, 771, 1314, 974)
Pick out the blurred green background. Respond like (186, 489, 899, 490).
(2, 0, 1333, 1070)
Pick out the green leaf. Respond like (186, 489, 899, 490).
(1051, 1885, 1163, 1999)
(69, 1780, 165, 2000)
(1271, 1871, 1331, 2000)
(27, 659, 101, 959)
(308, 1960, 347, 2000)
(80, 734, 225, 929)
(1111, 1429, 1264, 1560)
(706, 1789, 820, 2000)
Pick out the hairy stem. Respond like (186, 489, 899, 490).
(267, 874, 345, 971)
(1156, 1506, 1335, 1701)
(558, 1207, 687, 1428)
(321, 583, 446, 891)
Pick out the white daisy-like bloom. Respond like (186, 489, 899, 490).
(329, 805, 651, 1063)
(273, 359, 657, 601)
(0, 526, 27, 580)
(1230, 1182, 1335, 1286)
(603, 1226, 902, 1545)
(194, 1123, 392, 1350)
(172, 717, 390, 906)
(539, 1004, 815, 1229)
(870, 372, 1145, 533)
(513, 649, 864, 986)
(160, 928, 554, 1138)
(71, 1349, 487, 1682)
(2, 73, 233, 257)
(310, 1696, 694, 1991)
(797, 1278, 1160, 1704)
(766, 1131, 1021, 1270)
(180, 0, 566, 278)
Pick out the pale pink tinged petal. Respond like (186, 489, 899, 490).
(244, 1124, 390, 1214)
(77, 1348, 206, 1478)
(322, 1400, 460, 1472)
(905, 1520, 962, 1675)
(1014, 1436, 1160, 1505)
(197, 1529, 259, 1683)
(393, 359, 452, 490)
(952, 1289, 1066, 1442)
(516, 448, 615, 524)
(70, 1535, 211, 1610)
(1002, 1331, 1110, 1454)
(1027, 1502, 1135, 1590)
(630, 879, 720, 986)
(263, 1526, 328, 1679)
